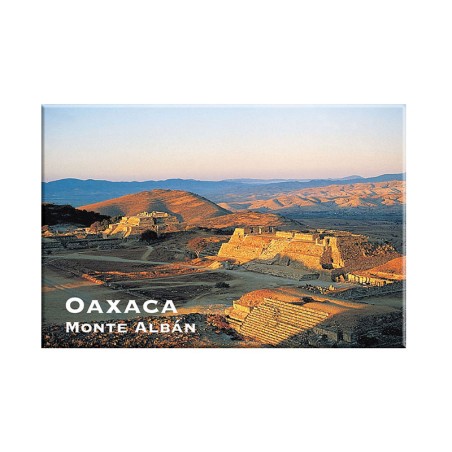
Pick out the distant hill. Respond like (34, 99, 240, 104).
(218, 173, 404, 203)
(218, 180, 405, 214)
(42, 173, 405, 206)
(79, 189, 231, 224)
(43, 178, 243, 206)
(339, 175, 364, 181)
(224, 175, 364, 184)
(42, 203, 110, 227)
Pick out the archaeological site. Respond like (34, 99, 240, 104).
(42, 195, 405, 348)
(41, 103, 405, 348)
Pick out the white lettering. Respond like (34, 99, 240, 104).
(117, 323, 127, 333)
(124, 300, 139, 313)
(66, 297, 84, 313)
(143, 300, 158, 314)
(93, 323, 105, 333)
(149, 323, 159, 333)
(185, 323, 196, 333)
(66, 322, 79, 332)
(87, 300, 102, 313)
(162, 300, 177, 313)
(106, 299, 121, 313)
(172, 321, 183, 333)
(135, 322, 146, 332)
(80, 323, 92, 333)
(64, 298, 178, 314)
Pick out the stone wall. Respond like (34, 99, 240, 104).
(275, 231, 295, 239)
(217, 228, 400, 276)
(326, 237, 345, 268)
(225, 291, 403, 347)
(218, 228, 339, 270)
(243, 261, 321, 280)
(294, 232, 319, 241)
(43, 237, 122, 250)
(281, 241, 325, 269)
(259, 238, 290, 260)
(347, 273, 392, 286)
(218, 228, 328, 267)
(104, 211, 181, 238)
(218, 232, 273, 263)
(331, 280, 404, 300)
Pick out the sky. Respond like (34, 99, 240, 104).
(42, 105, 405, 182)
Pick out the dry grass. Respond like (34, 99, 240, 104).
(353, 256, 405, 280)
(237, 287, 307, 307)
(220, 180, 405, 211)
(198, 211, 301, 229)
(80, 189, 230, 223)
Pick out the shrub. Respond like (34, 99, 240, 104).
(215, 281, 230, 289)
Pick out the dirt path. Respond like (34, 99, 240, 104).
(42, 267, 143, 324)
(140, 245, 154, 261)
(45, 252, 201, 269)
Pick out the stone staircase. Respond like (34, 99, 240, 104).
(240, 298, 329, 346)
(258, 239, 289, 260)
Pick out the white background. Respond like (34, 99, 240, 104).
(1, 1, 451, 451)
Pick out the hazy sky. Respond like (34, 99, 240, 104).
(43, 105, 404, 182)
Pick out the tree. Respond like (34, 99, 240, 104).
(140, 229, 158, 243)
(187, 237, 209, 258)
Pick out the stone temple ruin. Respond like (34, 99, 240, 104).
(225, 294, 403, 347)
(218, 227, 400, 283)
(220, 227, 404, 346)
(103, 211, 181, 238)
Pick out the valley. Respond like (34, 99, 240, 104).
(42, 176, 405, 348)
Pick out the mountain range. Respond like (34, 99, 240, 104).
(43, 173, 405, 207)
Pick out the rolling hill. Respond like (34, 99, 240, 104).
(79, 189, 302, 230)
(79, 189, 230, 224)
(218, 180, 405, 214)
